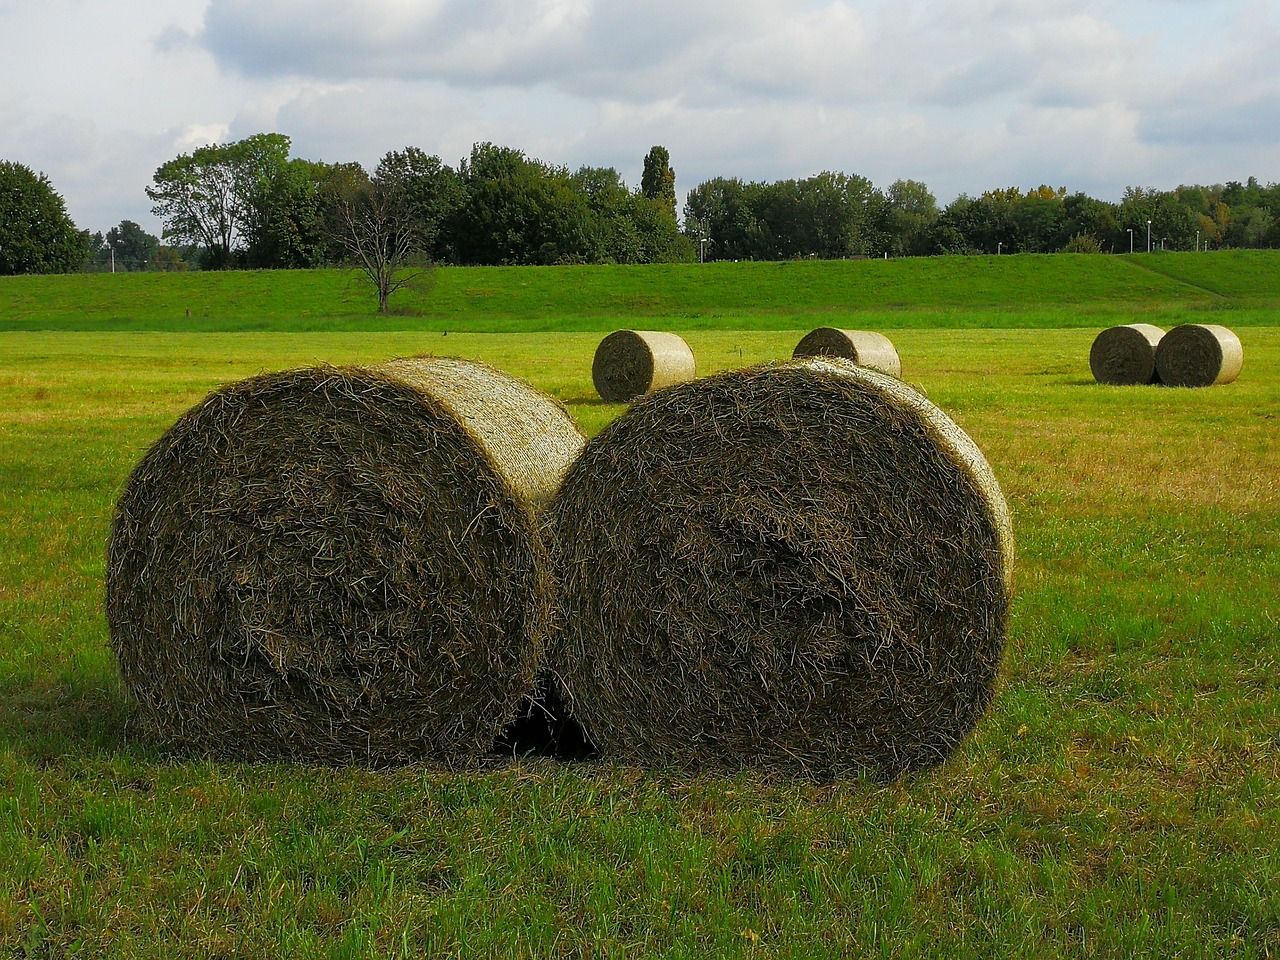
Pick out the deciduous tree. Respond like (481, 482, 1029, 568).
(885, 179, 940, 256)
(376, 148, 463, 262)
(641, 146, 677, 220)
(107, 220, 160, 270)
(325, 171, 423, 312)
(146, 133, 292, 268)
(451, 142, 591, 265)
(0, 161, 85, 275)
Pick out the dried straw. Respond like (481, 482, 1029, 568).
(548, 357, 1013, 779)
(107, 357, 585, 765)
(792, 328, 902, 378)
(592, 330, 696, 402)
(1089, 324, 1164, 385)
(1154, 323, 1243, 387)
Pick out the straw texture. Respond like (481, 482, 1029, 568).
(548, 357, 1013, 778)
(1154, 323, 1244, 387)
(592, 330, 696, 402)
(107, 357, 585, 764)
(792, 328, 902, 378)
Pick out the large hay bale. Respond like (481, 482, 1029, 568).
(592, 330, 696, 402)
(1089, 323, 1164, 385)
(792, 327, 902, 378)
(107, 357, 585, 765)
(548, 358, 1013, 778)
(1154, 323, 1243, 387)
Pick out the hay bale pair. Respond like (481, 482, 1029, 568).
(111, 354, 1011, 778)
(591, 326, 903, 403)
(548, 357, 1012, 778)
(1090, 323, 1243, 386)
(108, 357, 584, 765)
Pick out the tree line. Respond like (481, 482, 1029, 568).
(685, 178, 1280, 259)
(3, 138, 1279, 278)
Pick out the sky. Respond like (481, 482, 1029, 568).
(2, 0, 1278, 234)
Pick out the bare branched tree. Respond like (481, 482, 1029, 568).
(328, 178, 424, 313)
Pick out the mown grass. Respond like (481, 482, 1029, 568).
(1128, 249, 1280, 302)
(2, 250, 1277, 333)
(0, 263, 1278, 956)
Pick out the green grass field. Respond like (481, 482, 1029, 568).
(1, 254, 1278, 957)
(2, 250, 1278, 333)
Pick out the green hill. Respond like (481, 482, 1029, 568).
(1, 251, 1276, 333)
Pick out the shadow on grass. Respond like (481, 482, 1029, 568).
(0, 674, 606, 769)
(0, 677, 131, 762)
(557, 394, 627, 407)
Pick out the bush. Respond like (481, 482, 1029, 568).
(1063, 232, 1103, 254)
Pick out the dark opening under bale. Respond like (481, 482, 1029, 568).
(107, 357, 585, 765)
(1154, 323, 1243, 387)
(1089, 323, 1164, 385)
(792, 328, 902, 378)
(548, 358, 1013, 779)
(592, 330, 696, 402)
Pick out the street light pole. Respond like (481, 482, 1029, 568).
(997, 241, 1002, 255)
(1146, 219, 1152, 253)
(1127, 228, 1134, 254)
(1195, 229, 1200, 251)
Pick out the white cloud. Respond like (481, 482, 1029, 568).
(174, 124, 233, 153)
(0, 0, 1276, 233)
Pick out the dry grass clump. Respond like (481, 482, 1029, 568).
(548, 358, 1013, 778)
(107, 357, 585, 765)
(1154, 323, 1244, 387)
(792, 328, 902, 378)
(1089, 324, 1165, 385)
(592, 330, 696, 401)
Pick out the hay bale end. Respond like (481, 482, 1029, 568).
(1089, 323, 1165, 385)
(792, 328, 902, 378)
(107, 357, 585, 765)
(592, 330, 696, 402)
(548, 357, 1012, 779)
(1154, 323, 1243, 387)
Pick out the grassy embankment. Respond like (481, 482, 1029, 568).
(1, 249, 1278, 333)
(0, 253, 1277, 956)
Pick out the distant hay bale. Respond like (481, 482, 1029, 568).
(1154, 323, 1243, 387)
(792, 328, 902, 378)
(107, 357, 585, 765)
(1089, 323, 1164, 385)
(548, 358, 1013, 778)
(592, 330, 696, 402)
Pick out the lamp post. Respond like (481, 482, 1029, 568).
(1146, 219, 1152, 253)
(1195, 229, 1200, 252)
(1127, 228, 1134, 253)
(997, 241, 1002, 255)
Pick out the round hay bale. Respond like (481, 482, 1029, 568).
(548, 358, 1013, 778)
(107, 357, 585, 765)
(792, 328, 902, 378)
(1154, 323, 1243, 387)
(1089, 323, 1164, 385)
(592, 330, 696, 402)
